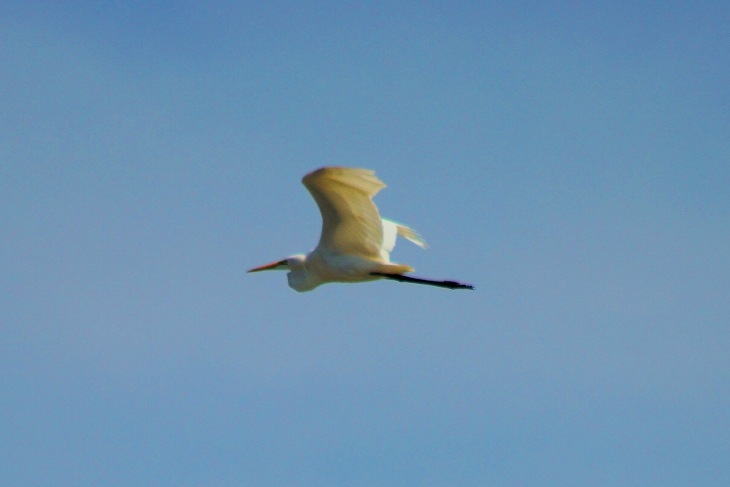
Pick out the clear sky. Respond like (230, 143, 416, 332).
(2, 2, 729, 486)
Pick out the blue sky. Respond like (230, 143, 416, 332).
(2, 2, 729, 486)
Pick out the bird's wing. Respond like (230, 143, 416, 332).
(302, 166, 386, 259)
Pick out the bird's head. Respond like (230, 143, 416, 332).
(247, 254, 306, 273)
(248, 254, 317, 292)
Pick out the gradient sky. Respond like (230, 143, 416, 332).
(2, 2, 729, 486)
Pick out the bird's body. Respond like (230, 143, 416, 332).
(248, 166, 473, 291)
(280, 219, 421, 292)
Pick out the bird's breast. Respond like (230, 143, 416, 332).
(308, 252, 380, 283)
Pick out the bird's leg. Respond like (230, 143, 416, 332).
(370, 272, 474, 290)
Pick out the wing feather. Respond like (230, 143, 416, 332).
(302, 167, 386, 258)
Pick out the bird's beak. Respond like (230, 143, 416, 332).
(247, 259, 288, 272)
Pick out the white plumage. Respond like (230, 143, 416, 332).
(248, 166, 472, 292)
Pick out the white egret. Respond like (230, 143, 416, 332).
(248, 166, 474, 291)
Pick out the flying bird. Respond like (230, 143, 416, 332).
(248, 166, 474, 292)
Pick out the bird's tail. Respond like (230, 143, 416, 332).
(374, 263, 415, 275)
(396, 224, 428, 249)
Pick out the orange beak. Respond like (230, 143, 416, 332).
(247, 259, 287, 272)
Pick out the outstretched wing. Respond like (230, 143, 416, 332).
(302, 166, 385, 259)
